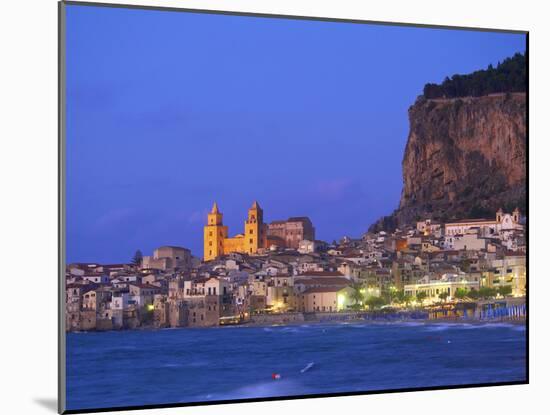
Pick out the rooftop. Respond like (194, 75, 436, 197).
(303, 286, 348, 294)
(298, 271, 344, 277)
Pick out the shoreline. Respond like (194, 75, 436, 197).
(67, 316, 526, 334)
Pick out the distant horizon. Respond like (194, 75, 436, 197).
(65, 4, 526, 263)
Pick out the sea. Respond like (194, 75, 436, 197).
(66, 321, 526, 411)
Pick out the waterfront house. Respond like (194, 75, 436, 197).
(299, 286, 355, 312)
(404, 273, 479, 304)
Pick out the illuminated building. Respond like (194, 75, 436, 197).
(204, 201, 268, 261)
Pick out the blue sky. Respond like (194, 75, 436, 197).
(65, 4, 526, 262)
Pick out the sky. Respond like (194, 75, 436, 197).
(65, 4, 526, 263)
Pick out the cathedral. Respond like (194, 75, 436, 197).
(203, 201, 268, 261)
(203, 201, 315, 261)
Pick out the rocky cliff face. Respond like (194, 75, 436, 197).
(370, 92, 526, 231)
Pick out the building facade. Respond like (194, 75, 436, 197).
(267, 217, 315, 249)
(142, 246, 192, 271)
(203, 201, 315, 260)
(404, 273, 480, 304)
(203, 201, 268, 261)
(445, 208, 523, 236)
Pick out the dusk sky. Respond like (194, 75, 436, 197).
(65, 4, 526, 263)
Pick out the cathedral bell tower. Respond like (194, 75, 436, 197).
(496, 208, 503, 223)
(512, 207, 520, 223)
(244, 201, 266, 254)
(204, 202, 227, 261)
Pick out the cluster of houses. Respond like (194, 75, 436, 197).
(65, 209, 526, 331)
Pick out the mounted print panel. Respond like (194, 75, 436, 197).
(59, 1, 528, 413)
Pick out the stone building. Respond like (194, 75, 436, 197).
(142, 246, 192, 271)
(445, 208, 523, 236)
(298, 286, 355, 312)
(482, 254, 526, 297)
(404, 273, 480, 304)
(267, 217, 315, 249)
(203, 201, 316, 260)
(203, 201, 268, 261)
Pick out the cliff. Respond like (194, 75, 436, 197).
(370, 92, 526, 231)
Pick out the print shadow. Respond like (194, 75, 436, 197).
(34, 398, 57, 412)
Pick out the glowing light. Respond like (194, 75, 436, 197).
(337, 294, 346, 309)
(147, 304, 154, 311)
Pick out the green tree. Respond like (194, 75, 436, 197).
(480, 287, 498, 298)
(438, 292, 448, 303)
(471, 287, 498, 299)
(365, 296, 387, 310)
(381, 286, 399, 304)
(350, 283, 365, 307)
(393, 290, 413, 308)
(497, 285, 512, 297)
(422, 52, 526, 99)
(468, 289, 480, 300)
(394, 290, 406, 304)
(454, 288, 469, 300)
(132, 249, 143, 267)
(416, 292, 428, 306)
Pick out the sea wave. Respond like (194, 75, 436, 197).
(422, 322, 525, 332)
(392, 321, 426, 327)
(205, 379, 306, 401)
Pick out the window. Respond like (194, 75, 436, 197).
(249, 229, 253, 234)
(209, 231, 213, 236)
(249, 239, 253, 244)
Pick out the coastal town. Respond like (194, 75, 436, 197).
(65, 201, 527, 331)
